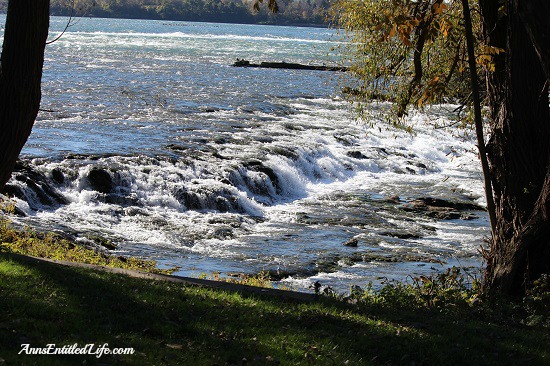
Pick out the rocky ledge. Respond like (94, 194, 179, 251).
(400, 197, 485, 220)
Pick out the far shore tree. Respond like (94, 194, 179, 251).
(333, 0, 550, 298)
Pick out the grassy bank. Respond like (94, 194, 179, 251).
(0, 208, 172, 275)
(0, 253, 548, 365)
(0, 210, 549, 365)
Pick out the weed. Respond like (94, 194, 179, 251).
(0, 208, 174, 275)
(523, 273, 550, 327)
(201, 271, 277, 289)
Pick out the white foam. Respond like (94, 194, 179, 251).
(8, 19, 490, 293)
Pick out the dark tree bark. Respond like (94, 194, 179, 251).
(517, 0, 550, 80)
(0, 0, 50, 190)
(481, 0, 550, 297)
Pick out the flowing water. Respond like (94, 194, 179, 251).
(2, 16, 489, 292)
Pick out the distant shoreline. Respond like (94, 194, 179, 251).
(47, 12, 329, 29)
(0, 5, 329, 29)
(45, 0, 330, 29)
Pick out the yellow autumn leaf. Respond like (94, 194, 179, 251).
(433, 3, 448, 15)
(388, 26, 397, 39)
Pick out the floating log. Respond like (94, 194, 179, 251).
(233, 59, 348, 72)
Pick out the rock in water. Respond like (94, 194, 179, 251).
(400, 196, 483, 220)
(3, 160, 68, 210)
(88, 167, 114, 193)
(343, 238, 358, 247)
(346, 151, 369, 160)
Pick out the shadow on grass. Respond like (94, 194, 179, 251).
(0, 253, 547, 365)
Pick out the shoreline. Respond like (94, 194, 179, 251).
(3, 251, 315, 302)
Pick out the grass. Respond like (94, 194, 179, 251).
(1, 257, 549, 365)
(0, 209, 173, 275)
(0, 209, 549, 365)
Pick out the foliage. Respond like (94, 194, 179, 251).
(0, 204, 172, 274)
(322, 267, 549, 329)
(356, 267, 482, 312)
(312, 267, 485, 314)
(49, 0, 330, 26)
(523, 274, 550, 327)
(200, 270, 275, 288)
(330, 0, 492, 123)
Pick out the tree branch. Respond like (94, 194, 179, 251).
(461, 0, 497, 234)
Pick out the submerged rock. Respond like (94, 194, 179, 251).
(379, 231, 423, 239)
(124, 207, 150, 216)
(3, 160, 68, 211)
(51, 168, 65, 184)
(174, 188, 203, 210)
(343, 238, 358, 247)
(165, 144, 188, 152)
(174, 185, 246, 213)
(86, 167, 138, 206)
(413, 197, 484, 211)
(333, 133, 358, 146)
(88, 167, 114, 193)
(347, 252, 444, 264)
(242, 160, 282, 196)
(385, 195, 401, 203)
(400, 197, 484, 220)
(86, 235, 117, 250)
(210, 226, 234, 240)
(267, 145, 300, 160)
(346, 151, 369, 160)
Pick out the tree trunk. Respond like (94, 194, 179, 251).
(482, 0, 550, 297)
(0, 0, 50, 190)
(517, 0, 550, 80)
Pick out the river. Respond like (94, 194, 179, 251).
(2, 16, 489, 292)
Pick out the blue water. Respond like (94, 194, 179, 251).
(2, 16, 489, 292)
(29, 17, 340, 157)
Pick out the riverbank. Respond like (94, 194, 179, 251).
(1, 221, 548, 365)
(47, 0, 329, 28)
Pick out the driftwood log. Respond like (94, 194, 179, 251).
(233, 59, 348, 72)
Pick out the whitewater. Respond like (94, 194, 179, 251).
(1, 16, 489, 292)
